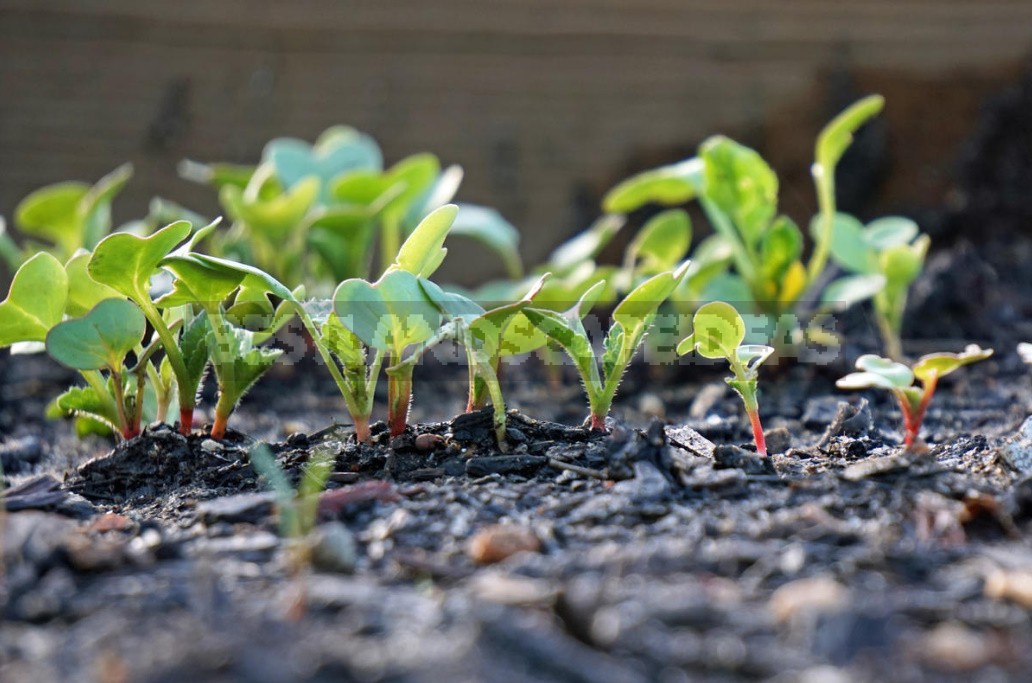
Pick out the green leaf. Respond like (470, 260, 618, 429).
(837, 354, 913, 390)
(14, 182, 89, 257)
(699, 136, 778, 248)
(815, 95, 885, 174)
(628, 209, 691, 273)
(89, 221, 193, 302)
(450, 204, 524, 278)
(699, 273, 751, 306)
(178, 159, 255, 190)
(821, 274, 886, 312)
(759, 216, 803, 280)
(64, 251, 121, 317)
(0, 252, 69, 347)
(221, 176, 319, 242)
(46, 299, 145, 370)
(548, 215, 625, 273)
(180, 312, 212, 396)
(612, 262, 689, 333)
(209, 325, 283, 405)
(158, 254, 246, 308)
(912, 344, 993, 383)
(265, 126, 383, 197)
(333, 269, 441, 354)
(602, 158, 704, 214)
(880, 236, 929, 288)
(307, 207, 378, 281)
(678, 301, 746, 361)
(523, 308, 595, 368)
(80, 163, 133, 250)
(50, 384, 121, 435)
(393, 204, 458, 277)
(810, 212, 876, 274)
(186, 254, 297, 304)
(321, 312, 366, 368)
(863, 216, 919, 251)
(0, 216, 24, 272)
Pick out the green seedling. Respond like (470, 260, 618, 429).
(157, 252, 287, 440)
(87, 220, 205, 434)
(677, 302, 774, 456)
(524, 263, 690, 431)
(818, 215, 929, 360)
(332, 204, 456, 437)
(0, 250, 160, 439)
(181, 126, 520, 291)
(601, 96, 886, 350)
(415, 274, 550, 446)
(4, 164, 133, 268)
(836, 345, 993, 450)
(45, 299, 148, 439)
(249, 444, 334, 618)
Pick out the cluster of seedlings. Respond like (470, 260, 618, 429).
(0, 96, 1000, 461)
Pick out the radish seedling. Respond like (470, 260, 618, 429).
(836, 345, 993, 450)
(524, 263, 690, 431)
(417, 274, 550, 446)
(88, 221, 204, 434)
(601, 96, 886, 349)
(677, 302, 774, 457)
(818, 215, 929, 360)
(4, 164, 133, 268)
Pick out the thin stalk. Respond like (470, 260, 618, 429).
(147, 363, 171, 424)
(296, 305, 381, 444)
(108, 367, 132, 441)
(204, 306, 236, 440)
(380, 217, 401, 276)
(386, 356, 414, 437)
(80, 369, 121, 431)
(136, 298, 195, 434)
(806, 163, 836, 287)
(130, 364, 148, 438)
(728, 361, 766, 457)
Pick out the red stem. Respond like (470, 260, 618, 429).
(899, 377, 937, 448)
(354, 416, 371, 444)
(747, 408, 767, 457)
(589, 413, 607, 432)
(179, 408, 194, 435)
(211, 413, 228, 440)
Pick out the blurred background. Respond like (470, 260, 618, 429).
(3, 0, 1032, 283)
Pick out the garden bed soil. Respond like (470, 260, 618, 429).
(4, 222, 1032, 683)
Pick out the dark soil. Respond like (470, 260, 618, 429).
(6, 91, 1032, 683)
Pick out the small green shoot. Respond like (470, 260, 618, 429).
(818, 215, 929, 359)
(11, 164, 133, 264)
(678, 302, 774, 456)
(45, 299, 147, 439)
(836, 345, 993, 450)
(88, 221, 200, 433)
(525, 263, 690, 431)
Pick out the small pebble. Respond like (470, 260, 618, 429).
(769, 576, 850, 623)
(638, 393, 665, 419)
(468, 524, 541, 565)
(415, 433, 445, 452)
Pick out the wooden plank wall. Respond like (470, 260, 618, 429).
(2, 1, 1030, 280)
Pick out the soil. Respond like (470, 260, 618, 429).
(6, 91, 1032, 683)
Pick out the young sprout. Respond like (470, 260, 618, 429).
(416, 274, 549, 446)
(836, 345, 993, 450)
(677, 302, 774, 457)
(333, 205, 456, 438)
(818, 215, 930, 360)
(45, 299, 148, 440)
(88, 221, 204, 434)
(600, 96, 885, 350)
(8, 163, 133, 265)
(524, 263, 690, 431)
